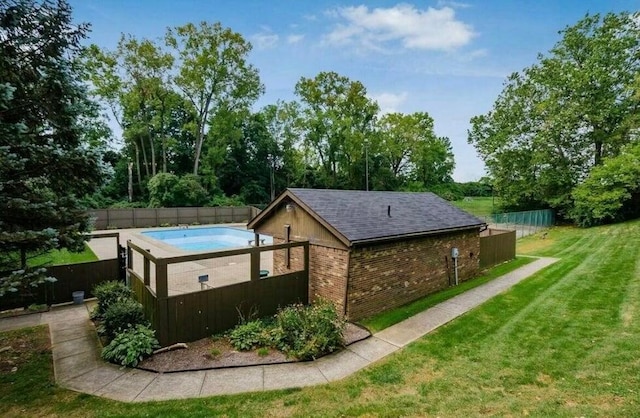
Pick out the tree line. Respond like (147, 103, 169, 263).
(0, 0, 487, 296)
(83, 24, 462, 207)
(4, 1, 637, 299)
(469, 12, 640, 226)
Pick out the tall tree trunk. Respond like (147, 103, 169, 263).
(160, 98, 167, 173)
(595, 140, 603, 166)
(193, 129, 204, 175)
(140, 137, 150, 178)
(149, 130, 156, 176)
(134, 142, 143, 194)
(193, 96, 212, 176)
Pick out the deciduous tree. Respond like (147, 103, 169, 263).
(469, 12, 640, 214)
(295, 71, 379, 189)
(165, 21, 263, 176)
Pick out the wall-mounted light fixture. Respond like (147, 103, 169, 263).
(286, 202, 296, 212)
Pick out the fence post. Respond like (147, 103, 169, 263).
(155, 260, 169, 346)
(143, 256, 150, 286)
(250, 246, 260, 281)
(303, 242, 310, 304)
(127, 240, 133, 270)
(156, 260, 168, 299)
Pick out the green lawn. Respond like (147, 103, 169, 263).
(360, 256, 534, 332)
(28, 245, 98, 267)
(452, 196, 499, 217)
(2, 219, 640, 416)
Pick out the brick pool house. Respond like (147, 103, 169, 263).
(248, 188, 487, 321)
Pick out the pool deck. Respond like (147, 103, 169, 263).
(86, 223, 251, 260)
(87, 224, 274, 296)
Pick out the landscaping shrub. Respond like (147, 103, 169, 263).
(101, 324, 159, 367)
(228, 319, 269, 351)
(227, 299, 346, 360)
(92, 280, 132, 319)
(274, 300, 346, 360)
(101, 298, 146, 339)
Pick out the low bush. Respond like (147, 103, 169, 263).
(101, 298, 146, 340)
(274, 300, 346, 360)
(228, 319, 269, 351)
(226, 299, 346, 360)
(101, 324, 159, 367)
(92, 280, 132, 319)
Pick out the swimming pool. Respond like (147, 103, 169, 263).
(141, 227, 273, 252)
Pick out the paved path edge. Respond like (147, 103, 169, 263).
(0, 256, 559, 402)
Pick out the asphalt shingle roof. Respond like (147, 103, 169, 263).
(287, 188, 485, 244)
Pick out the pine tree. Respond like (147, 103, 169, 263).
(0, 0, 103, 297)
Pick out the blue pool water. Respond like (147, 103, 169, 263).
(141, 227, 272, 252)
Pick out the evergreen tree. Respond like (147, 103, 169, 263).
(0, 0, 103, 297)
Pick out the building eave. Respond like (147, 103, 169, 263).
(350, 223, 486, 247)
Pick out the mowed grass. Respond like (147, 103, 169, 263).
(2, 219, 640, 416)
(452, 196, 499, 217)
(29, 245, 98, 266)
(361, 256, 535, 333)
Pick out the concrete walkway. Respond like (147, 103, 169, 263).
(0, 256, 558, 402)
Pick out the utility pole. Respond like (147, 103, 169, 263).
(365, 141, 369, 191)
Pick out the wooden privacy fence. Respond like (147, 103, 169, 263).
(89, 206, 261, 230)
(0, 233, 123, 310)
(0, 259, 121, 311)
(479, 228, 516, 269)
(128, 240, 309, 346)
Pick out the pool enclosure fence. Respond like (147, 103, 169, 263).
(89, 206, 261, 230)
(127, 239, 309, 346)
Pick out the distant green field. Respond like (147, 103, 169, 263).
(452, 196, 499, 217)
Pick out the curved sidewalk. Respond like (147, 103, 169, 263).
(0, 256, 558, 402)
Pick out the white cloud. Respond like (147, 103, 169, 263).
(287, 34, 305, 44)
(456, 48, 488, 62)
(370, 91, 408, 114)
(324, 4, 475, 52)
(436, 0, 471, 9)
(252, 29, 279, 49)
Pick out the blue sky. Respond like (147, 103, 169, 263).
(68, 0, 639, 182)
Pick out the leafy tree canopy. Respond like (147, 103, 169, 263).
(571, 142, 640, 227)
(469, 12, 640, 219)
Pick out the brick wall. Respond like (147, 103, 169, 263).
(308, 245, 349, 314)
(346, 229, 480, 320)
(273, 238, 349, 314)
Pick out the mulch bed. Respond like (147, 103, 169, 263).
(137, 323, 371, 373)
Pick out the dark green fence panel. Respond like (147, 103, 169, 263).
(491, 209, 555, 228)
